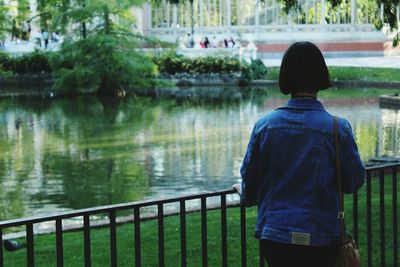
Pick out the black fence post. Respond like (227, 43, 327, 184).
(158, 204, 165, 267)
(240, 205, 246, 267)
(0, 228, 3, 267)
(201, 197, 208, 267)
(353, 192, 359, 244)
(134, 207, 141, 267)
(379, 169, 385, 267)
(110, 210, 117, 267)
(392, 167, 398, 267)
(83, 215, 91, 267)
(366, 171, 372, 267)
(221, 194, 227, 267)
(56, 219, 64, 267)
(180, 200, 187, 267)
(26, 223, 34, 267)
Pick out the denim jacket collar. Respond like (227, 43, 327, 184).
(277, 98, 326, 111)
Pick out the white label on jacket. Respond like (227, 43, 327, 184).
(290, 232, 311, 245)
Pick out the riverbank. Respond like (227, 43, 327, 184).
(0, 67, 400, 99)
(0, 67, 400, 100)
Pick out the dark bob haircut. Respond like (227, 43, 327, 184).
(279, 41, 331, 95)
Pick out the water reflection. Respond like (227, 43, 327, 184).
(0, 88, 399, 220)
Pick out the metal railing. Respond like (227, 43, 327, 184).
(362, 163, 399, 267)
(0, 163, 398, 267)
(0, 190, 246, 267)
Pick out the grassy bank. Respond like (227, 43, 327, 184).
(266, 67, 400, 82)
(2, 173, 399, 267)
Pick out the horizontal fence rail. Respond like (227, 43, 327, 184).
(0, 163, 399, 267)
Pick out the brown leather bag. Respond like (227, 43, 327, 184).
(335, 234, 361, 267)
(333, 116, 361, 267)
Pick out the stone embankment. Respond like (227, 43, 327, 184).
(0, 74, 54, 97)
(159, 72, 242, 86)
(379, 93, 400, 109)
(1, 73, 400, 97)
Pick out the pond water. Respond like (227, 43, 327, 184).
(0, 87, 399, 220)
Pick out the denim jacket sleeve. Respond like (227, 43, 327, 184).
(240, 125, 260, 207)
(339, 118, 365, 193)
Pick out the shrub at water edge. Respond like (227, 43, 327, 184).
(49, 34, 159, 95)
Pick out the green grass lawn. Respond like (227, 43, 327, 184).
(266, 67, 400, 82)
(3, 171, 399, 267)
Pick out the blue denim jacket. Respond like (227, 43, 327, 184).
(240, 98, 365, 246)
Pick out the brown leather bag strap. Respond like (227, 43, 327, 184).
(334, 116, 346, 245)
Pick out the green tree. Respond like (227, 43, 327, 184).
(34, 0, 60, 31)
(0, 1, 9, 40)
(50, 33, 158, 95)
(46, 0, 160, 95)
(16, 0, 30, 23)
(0, 0, 31, 41)
(46, 0, 142, 39)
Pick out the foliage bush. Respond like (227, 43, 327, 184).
(154, 53, 268, 85)
(154, 54, 244, 74)
(49, 34, 159, 94)
(0, 50, 268, 87)
(0, 52, 12, 71)
(0, 51, 51, 74)
(239, 58, 268, 85)
(249, 58, 268, 79)
(241, 58, 268, 81)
